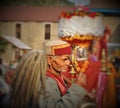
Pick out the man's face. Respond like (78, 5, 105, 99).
(48, 54, 71, 73)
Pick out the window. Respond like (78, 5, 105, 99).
(16, 24, 21, 39)
(45, 24, 51, 40)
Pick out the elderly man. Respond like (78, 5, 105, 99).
(8, 38, 89, 108)
(39, 38, 87, 108)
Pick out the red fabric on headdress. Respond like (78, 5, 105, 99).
(54, 46, 72, 55)
(51, 44, 72, 55)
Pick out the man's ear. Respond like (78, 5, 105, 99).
(47, 56, 52, 65)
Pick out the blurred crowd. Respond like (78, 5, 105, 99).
(0, 58, 17, 107)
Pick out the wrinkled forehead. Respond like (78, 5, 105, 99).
(48, 54, 72, 60)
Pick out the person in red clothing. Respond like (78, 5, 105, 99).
(62, 41, 101, 102)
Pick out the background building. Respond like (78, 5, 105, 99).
(0, 0, 120, 65)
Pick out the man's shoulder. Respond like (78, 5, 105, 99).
(46, 76, 57, 85)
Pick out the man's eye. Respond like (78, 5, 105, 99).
(63, 58, 68, 61)
(64, 57, 71, 61)
(69, 56, 72, 60)
(67, 56, 72, 60)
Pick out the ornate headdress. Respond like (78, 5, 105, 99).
(44, 38, 72, 56)
(58, 6, 107, 73)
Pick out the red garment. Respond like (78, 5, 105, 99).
(46, 70, 68, 95)
(62, 59, 101, 93)
(85, 59, 101, 92)
(99, 36, 107, 60)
